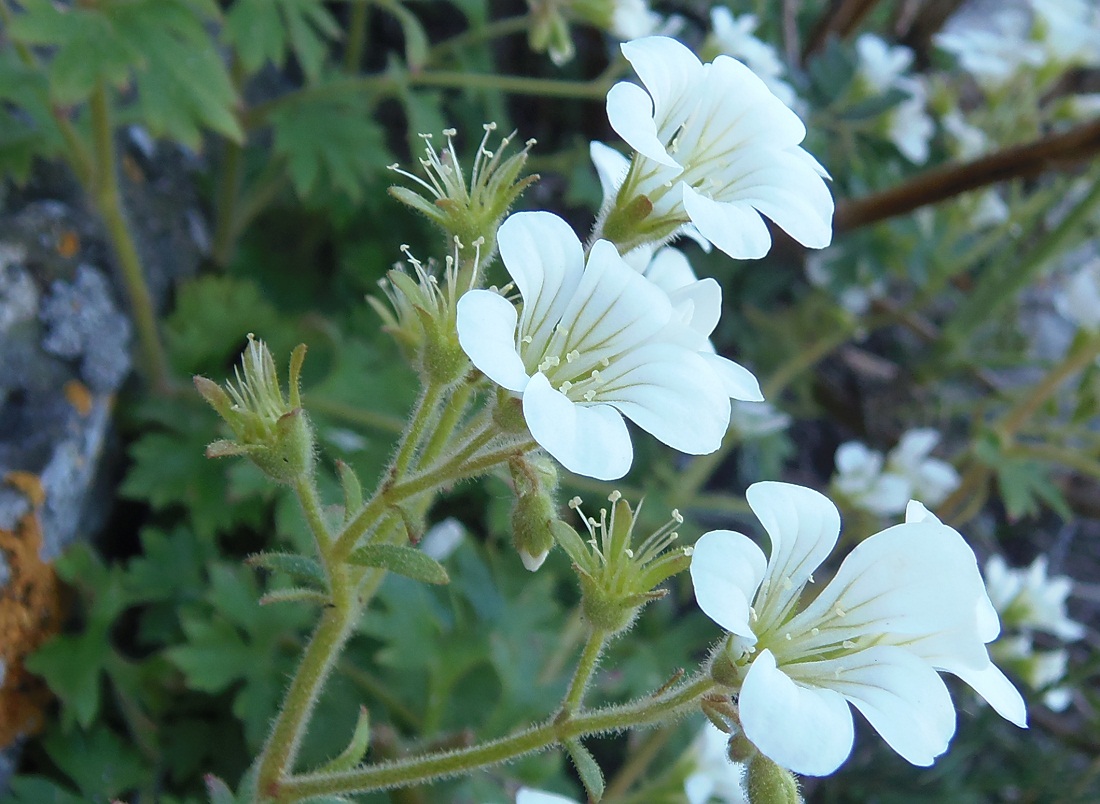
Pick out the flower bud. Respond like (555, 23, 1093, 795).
(509, 454, 561, 571)
(196, 336, 314, 484)
(745, 754, 801, 804)
(388, 126, 537, 288)
(560, 493, 691, 635)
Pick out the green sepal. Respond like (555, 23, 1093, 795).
(336, 460, 363, 522)
(564, 738, 605, 802)
(746, 754, 800, 804)
(347, 544, 450, 585)
(318, 706, 372, 774)
(550, 519, 589, 568)
(246, 551, 327, 588)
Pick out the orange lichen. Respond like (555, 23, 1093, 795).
(63, 379, 94, 417)
(56, 229, 80, 259)
(0, 478, 63, 747)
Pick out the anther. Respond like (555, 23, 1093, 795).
(608, 490, 622, 503)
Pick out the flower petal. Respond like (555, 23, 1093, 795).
(643, 247, 699, 293)
(682, 184, 772, 260)
(942, 659, 1028, 728)
(606, 81, 680, 168)
(739, 649, 855, 776)
(690, 529, 767, 639)
(702, 354, 764, 401)
(806, 646, 956, 767)
(557, 239, 672, 374)
(590, 141, 631, 202)
(516, 788, 578, 804)
(745, 482, 841, 631)
(456, 290, 530, 391)
(666, 276, 722, 338)
(620, 36, 704, 149)
(596, 343, 730, 454)
(522, 372, 632, 480)
(498, 211, 585, 359)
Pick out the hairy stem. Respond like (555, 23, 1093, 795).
(562, 628, 610, 715)
(276, 675, 717, 801)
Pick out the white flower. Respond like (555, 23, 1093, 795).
(984, 554, 1086, 641)
(935, 9, 1044, 87)
(515, 787, 577, 804)
(942, 109, 989, 160)
(832, 441, 911, 517)
(855, 33, 914, 93)
(456, 211, 762, 480)
(1055, 259, 1100, 333)
(607, 0, 661, 40)
(1032, 0, 1100, 66)
(991, 635, 1074, 711)
(707, 8, 799, 108)
(885, 428, 961, 508)
(420, 517, 465, 561)
(886, 78, 934, 164)
(684, 722, 748, 804)
(599, 36, 833, 259)
(729, 400, 790, 440)
(690, 483, 1027, 777)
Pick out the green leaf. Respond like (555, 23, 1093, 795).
(270, 92, 391, 202)
(258, 586, 331, 606)
(0, 50, 65, 181)
(347, 543, 450, 585)
(246, 551, 327, 588)
(165, 275, 282, 375)
(564, 738, 605, 802)
(6, 776, 87, 804)
(317, 707, 372, 773)
(374, 0, 430, 71)
(224, 0, 340, 81)
(42, 725, 147, 799)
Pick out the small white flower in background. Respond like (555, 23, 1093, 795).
(832, 441, 911, 517)
(984, 554, 1086, 641)
(515, 787, 577, 804)
(935, 8, 1044, 88)
(420, 517, 466, 561)
(684, 722, 748, 804)
(991, 636, 1074, 712)
(885, 428, 961, 508)
(941, 109, 989, 160)
(606, 0, 661, 40)
(854, 34, 933, 164)
(968, 189, 1011, 228)
(690, 483, 1027, 777)
(597, 36, 833, 260)
(832, 429, 960, 517)
(706, 8, 799, 109)
(1031, 0, 1100, 66)
(1055, 259, 1100, 333)
(456, 211, 761, 481)
(854, 33, 914, 93)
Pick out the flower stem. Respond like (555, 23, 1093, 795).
(344, 0, 371, 73)
(392, 382, 445, 478)
(256, 569, 360, 800)
(275, 675, 716, 801)
(418, 378, 476, 467)
(89, 84, 172, 392)
(293, 475, 332, 554)
(562, 627, 610, 715)
(426, 15, 530, 65)
(211, 139, 245, 267)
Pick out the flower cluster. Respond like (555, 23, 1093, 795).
(593, 36, 833, 259)
(691, 482, 1026, 776)
(832, 428, 960, 517)
(456, 211, 762, 480)
(985, 554, 1086, 711)
(853, 34, 934, 164)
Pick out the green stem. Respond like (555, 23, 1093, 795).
(294, 475, 332, 554)
(995, 333, 1100, 440)
(562, 627, 610, 715)
(393, 382, 445, 479)
(276, 675, 716, 801)
(89, 84, 172, 392)
(256, 570, 360, 800)
(212, 139, 245, 267)
(344, 0, 371, 73)
(426, 15, 530, 65)
(417, 379, 475, 467)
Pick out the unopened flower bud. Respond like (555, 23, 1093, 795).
(196, 336, 314, 484)
(745, 754, 801, 804)
(512, 491, 556, 571)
